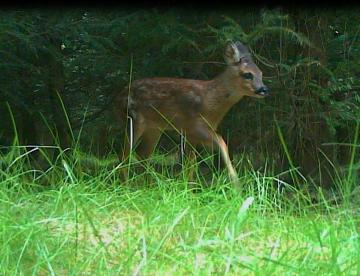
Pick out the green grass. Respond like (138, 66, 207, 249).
(0, 148, 360, 275)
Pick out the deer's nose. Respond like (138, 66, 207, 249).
(255, 86, 269, 96)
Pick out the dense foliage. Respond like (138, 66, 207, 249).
(0, 8, 359, 187)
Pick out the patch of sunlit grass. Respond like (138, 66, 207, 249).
(0, 146, 359, 275)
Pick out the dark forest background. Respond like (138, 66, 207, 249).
(0, 7, 359, 188)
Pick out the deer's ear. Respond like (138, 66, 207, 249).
(224, 41, 251, 65)
(224, 41, 241, 65)
(234, 41, 250, 58)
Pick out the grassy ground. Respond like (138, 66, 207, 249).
(0, 150, 359, 275)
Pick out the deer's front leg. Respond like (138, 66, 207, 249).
(212, 134, 238, 183)
(177, 131, 195, 181)
(191, 125, 239, 188)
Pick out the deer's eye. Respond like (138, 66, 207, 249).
(242, 72, 253, 80)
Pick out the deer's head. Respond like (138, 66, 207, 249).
(224, 41, 269, 98)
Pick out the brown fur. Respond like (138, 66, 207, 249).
(115, 41, 268, 188)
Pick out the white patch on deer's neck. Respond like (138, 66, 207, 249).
(243, 62, 248, 66)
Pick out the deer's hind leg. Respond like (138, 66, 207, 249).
(132, 128, 162, 179)
(119, 115, 146, 180)
(136, 128, 162, 159)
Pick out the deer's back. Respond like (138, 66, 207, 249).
(118, 77, 211, 129)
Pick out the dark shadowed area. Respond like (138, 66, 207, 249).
(0, 8, 359, 187)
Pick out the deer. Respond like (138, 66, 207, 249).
(115, 41, 269, 189)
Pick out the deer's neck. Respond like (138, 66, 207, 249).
(203, 71, 244, 129)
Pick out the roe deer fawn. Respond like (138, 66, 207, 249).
(115, 41, 269, 188)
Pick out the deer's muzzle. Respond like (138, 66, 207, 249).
(255, 86, 270, 97)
